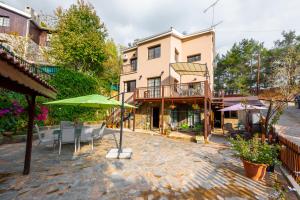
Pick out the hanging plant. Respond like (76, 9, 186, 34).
(192, 103, 199, 110)
(169, 104, 176, 110)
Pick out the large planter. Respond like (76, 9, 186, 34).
(242, 159, 268, 181)
(195, 135, 205, 144)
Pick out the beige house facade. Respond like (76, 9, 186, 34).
(116, 28, 216, 140)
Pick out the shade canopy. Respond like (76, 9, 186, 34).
(170, 62, 209, 77)
(44, 94, 136, 109)
(218, 103, 267, 112)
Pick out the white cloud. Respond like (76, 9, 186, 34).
(4, 0, 300, 54)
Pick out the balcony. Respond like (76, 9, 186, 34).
(134, 81, 211, 100)
(121, 64, 137, 75)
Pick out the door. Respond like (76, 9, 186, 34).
(152, 107, 160, 128)
(148, 77, 161, 98)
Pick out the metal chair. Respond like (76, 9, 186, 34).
(35, 124, 57, 150)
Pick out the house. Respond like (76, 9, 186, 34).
(0, 2, 52, 65)
(118, 27, 215, 140)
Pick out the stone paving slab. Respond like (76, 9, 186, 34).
(0, 129, 296, 199)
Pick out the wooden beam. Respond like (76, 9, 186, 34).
(204, 81, 208, 142)
(160, 86, 165, 134)
(133, 91, 136, 132)
(23, 95, 36, 175)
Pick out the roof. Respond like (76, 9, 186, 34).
(170, 62, 209, 77)
(223, 96, 264, 107)
(123, 27, 214, 53)
(0, 45, 56, 98)
(0, 2, 31, 18)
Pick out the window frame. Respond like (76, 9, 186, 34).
(187, 53, 201, 63)
(148, 45, 161, 60)
(124, 80, 136, 93)
(0, 16, 10, 27)
(130, 58, 137, 71)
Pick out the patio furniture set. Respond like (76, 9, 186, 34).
(35, 121, 116, 154)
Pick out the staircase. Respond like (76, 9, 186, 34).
(106, 94, 142, 128)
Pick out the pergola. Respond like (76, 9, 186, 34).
(167, 62, 211, 140)
(169, 62, 210, 83)
(0, 45, 57, 174)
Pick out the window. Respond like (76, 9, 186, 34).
(187, 54, 201, 63)
(0, 16, 10, 27)
(130, 58, 137, 71)
(124, 80, 136, 92)
(148, 45, 161, 59)
(147, 77, 161, 97)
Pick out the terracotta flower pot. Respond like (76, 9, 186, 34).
(242, 159, 268, 181)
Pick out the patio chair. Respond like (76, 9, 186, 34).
(90, 122, 106, 150)
(58, 121, 78, 155)
(35, 124, 56, 150)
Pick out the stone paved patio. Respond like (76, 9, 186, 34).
(0, 130, 296, 200)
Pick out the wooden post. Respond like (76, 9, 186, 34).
(209, 99, 212, 134)
(204, 81, 208, 142)
(133, 90, 136, 132)
(23, 94, 36, 175)
(221, 90, 225, 134)
(161, 86, 164, 134)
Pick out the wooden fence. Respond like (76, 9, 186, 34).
(278, 134, 300, 182)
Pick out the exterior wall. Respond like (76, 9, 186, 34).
(181, 32, 214, 90)
(120, 36, 172, 101)
(120, 30, 215, 102)
(0, 7, 28, 36)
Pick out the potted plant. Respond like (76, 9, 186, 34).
(230, 135, 280, 181)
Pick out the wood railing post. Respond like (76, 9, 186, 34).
(204, 81, 208, 142)
(133, 90, 136, 132)
(161, 85, 165, 134)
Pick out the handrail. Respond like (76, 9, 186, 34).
(121, 63, 137, 74)
(135, 81, 206, 99)
(0, 44, 52, 81)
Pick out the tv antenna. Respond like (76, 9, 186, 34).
(203, 0, 222, 28)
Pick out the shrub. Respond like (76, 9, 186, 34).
(45, 68, 106, 124)
(230, 135, 280, 165)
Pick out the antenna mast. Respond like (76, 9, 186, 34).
(203, 0, 221, 28)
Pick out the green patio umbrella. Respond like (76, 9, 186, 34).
(43, 94, 136, 109)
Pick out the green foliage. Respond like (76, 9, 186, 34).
(215, 39, 268, 93)
(49, 0, 107, 74)
(180, 123, 189, 130)
(46, 68, 105, 124)
(230, 135, 280, 165)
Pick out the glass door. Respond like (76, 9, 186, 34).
(148, 77, 161, 98)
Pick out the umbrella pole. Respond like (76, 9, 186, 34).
(118, 92, 125, 156)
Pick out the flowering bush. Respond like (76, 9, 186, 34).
(0, 94, 49, 133)
(0, 100, 25, 133)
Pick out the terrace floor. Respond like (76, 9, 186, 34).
(0, 130, 297, 200)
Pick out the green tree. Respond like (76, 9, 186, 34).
(215, 39, 268, 94)
(98, 39, 122, 94)
(49, 0, 107, 74)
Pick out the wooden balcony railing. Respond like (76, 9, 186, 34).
(135, 81, 211, 99)
(121, 64, 137, 74)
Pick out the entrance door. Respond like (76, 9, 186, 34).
(152, 107, 160, 128)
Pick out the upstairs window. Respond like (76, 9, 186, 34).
(187, 54, 201, 63)
(148, 45, 161, 59)
(0, 16, 10, 27)
(130, 58, 137, 71)
(124, 80, 136, 92)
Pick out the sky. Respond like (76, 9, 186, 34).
(4, 0, 300, 55)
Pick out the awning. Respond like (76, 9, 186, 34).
(170, 62, 209, 77)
